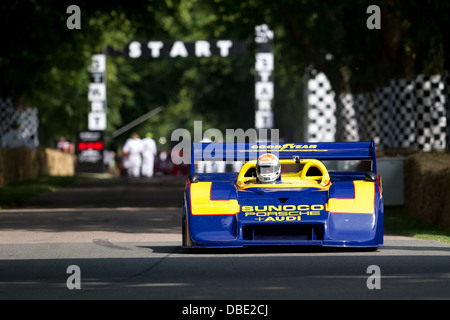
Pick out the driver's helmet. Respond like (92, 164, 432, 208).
(256, 153, 281, 183)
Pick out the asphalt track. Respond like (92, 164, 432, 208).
(1, 175, 450, 301)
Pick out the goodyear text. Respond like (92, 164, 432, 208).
(250, 144, 317, 151)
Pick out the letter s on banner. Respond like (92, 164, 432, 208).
(129, 41, 142, 58)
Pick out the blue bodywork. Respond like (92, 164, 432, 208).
(182, 142, 384, 249)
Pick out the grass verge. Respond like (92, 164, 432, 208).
(385, 206, 450, 244)
(0, 175, 80, 209)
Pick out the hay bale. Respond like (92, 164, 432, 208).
(0, 147, 75, 186)
(0, 147, 40, 185)
(405, 152, 450, 230)
(44, 148, 75, 176)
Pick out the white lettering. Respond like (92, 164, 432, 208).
(170, 41, 189, 57)
(195, 40, 212, 57)
(182, 304, 216, 317)
(129, 41, 142, 58)
(148, 41, 164, 58)
(216, 40, 233, 57)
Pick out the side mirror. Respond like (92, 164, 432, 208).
(188, 174, 200, 183)
(365, 172, 377, 182)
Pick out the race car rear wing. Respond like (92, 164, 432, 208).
(191, 141, 378, 174)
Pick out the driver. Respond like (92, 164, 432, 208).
(256, 153, 281, 183)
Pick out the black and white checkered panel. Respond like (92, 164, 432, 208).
(353, 93, 367, 141)
(389, 79, 416, 149)
(414, 74, 447, 151)
(18, 108, 39, 148)
(353, 92, 380, 144)
(0, 98, 39, 148)
(375, 86, 392, 149)
(304, 71, 449, 150)
(335, 93, 359, 142)
(306, 72, 336, 142)
(0, 98, 19, 136)
(444, 71, 450, 150)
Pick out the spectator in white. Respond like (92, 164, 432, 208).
(2, 122, 26, 148)
(141, 132, 157, 178)
(123, 132, 143, 178)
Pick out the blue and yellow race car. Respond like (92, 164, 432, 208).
(182, 142, 383, 249)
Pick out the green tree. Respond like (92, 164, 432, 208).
(2, 0, 448, 147)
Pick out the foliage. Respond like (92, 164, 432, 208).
(1, 0, 448, 148)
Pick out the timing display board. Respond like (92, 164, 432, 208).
(76, 130, 104, 173)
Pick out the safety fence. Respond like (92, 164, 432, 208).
(0, 98, 39, 149)
(306, 71, 450, 151)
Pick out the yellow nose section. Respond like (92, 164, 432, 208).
(327, 181, 375, 214)
(190, 182, 240, 215)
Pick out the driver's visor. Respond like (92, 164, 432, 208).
(258, 165, 276, 174)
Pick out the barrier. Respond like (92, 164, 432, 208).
(0, 147, 75, 187)
(404, 152, 450, 230)
(377, 158, 405, 206)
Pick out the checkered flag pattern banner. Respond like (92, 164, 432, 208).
(335, 93, 360, 142)
(0, 98, 39, 148)
(414, 74, 448, 151)
(445, 71, 450, 149)
(305, 72, 449, 151)
(376, 85, 392, 148)
(0, 98, 18, 135)
(354, 92, 380, 145)
(306, 72, 336, 142)
(383, 79, 416, 149)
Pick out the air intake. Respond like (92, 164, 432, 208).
(243, 225, 324, 241)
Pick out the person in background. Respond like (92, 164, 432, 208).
(2, 122, 26, 148)
(122, 132, 143, 178)
(141, 132, 157, 178)
(156, 149, 169, 175)
(57, 136, 70, 152)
